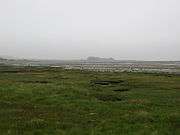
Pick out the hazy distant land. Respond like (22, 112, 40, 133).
(1, 56, 180, 74)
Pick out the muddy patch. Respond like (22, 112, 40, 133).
(0, 70, 20, 73)
(21, 80, 50, 84)
(94, 93, 122, 102)
(91, 80, 124, 85)
(113, 88, 130, 92)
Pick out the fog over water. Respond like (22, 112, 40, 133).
(0, 0, 180, 60)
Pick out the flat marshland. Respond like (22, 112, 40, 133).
(0, 66, 180, 135)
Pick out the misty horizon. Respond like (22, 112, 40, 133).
(0, 0, 180, 61)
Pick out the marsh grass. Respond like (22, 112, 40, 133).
(0, 66, 179, 135)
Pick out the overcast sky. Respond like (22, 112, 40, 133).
(0, 0, 180, 60)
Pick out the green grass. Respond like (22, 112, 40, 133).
(0, 66, 180, 135)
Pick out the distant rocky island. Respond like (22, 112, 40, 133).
(87, 57, 115, 62)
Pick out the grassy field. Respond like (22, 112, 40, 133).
(0, 66, 180, 135)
